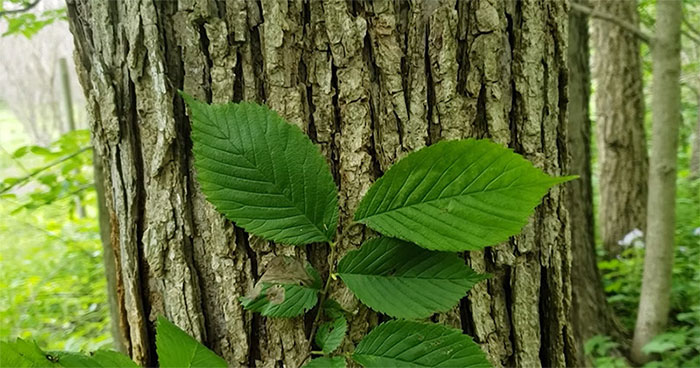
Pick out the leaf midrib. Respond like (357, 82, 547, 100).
(357, 180, 552, 222)
(338, 272, 471, 282)
(199, 124, 331, 242)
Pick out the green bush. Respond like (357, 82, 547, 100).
(0, 113, 110, 352)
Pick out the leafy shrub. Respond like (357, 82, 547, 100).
(0, 124, 109, 352)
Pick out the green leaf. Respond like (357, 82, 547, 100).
(315, 317, 347, 354)
(337, 237, 487, 319)
(0, 339, 59, 367)
(302, 357, 347, 368)
(240, 257, 322, 317)
(322, 299, 347, 320)
(156, 316, 227, 368)
(12, 146, 30, 158)
(87, 351, 140, 368)
(182, 93, 338, 245)
(353, 320, 491, 367)
(354, 139, 573, 251)
(47, 351, 138, 368)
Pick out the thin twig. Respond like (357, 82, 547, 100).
(0, 146, 91, 195)
(302, 240, 342, 366)
(683, 16, 700, 39)
(571, 2, 652, 44)
(309, 242, 337, 340)
(0, 0, 41, 16)
(682, 30, 700, 46)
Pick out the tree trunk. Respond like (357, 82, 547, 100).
(690, 93, 700, 179)
(567, 2, 621, 364)
(631, 0, 682, 363)
(591, 0, 648, 257)
(66, 1, 575, 367)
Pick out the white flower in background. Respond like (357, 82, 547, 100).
(693, 227, 700, 237)
(618, 228, 644, 248)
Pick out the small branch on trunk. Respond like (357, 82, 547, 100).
(571, 2, 652, 44)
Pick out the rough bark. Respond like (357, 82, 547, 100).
(567, 2, 622, 364)
(66, 1, 575, 367)
(631, 0, 682, 363)
(591, 0, 648, 257)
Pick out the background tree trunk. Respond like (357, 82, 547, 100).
(66, 1, 575, 367)
(567, 2, 622, 364)
(631, 0, 682, 363)
(591, 0, 648, 257)
(690, 92, 700, 179)
(689, 97, 700, 179)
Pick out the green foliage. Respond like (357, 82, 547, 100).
(1, 130, 93, 213)
(584, 335, 628, 368)
(338, 237, 487, 319)
(47, 351, 138, 368)
(354, 139, 572, 251)
(0, 338, 59, 367)
(352, 320, 491, 367)
(184, 92, 338, 245)
(321, 299, 347, 320)
(180, 95, 568, 367)
(155, 316, 227, 368)
(0, 97, 565, 367)
(0, 1, 67, 38)
(315, 317, 347, 354)
(302, 357, 347, 368)
(0, 114, 108, 352)
(594, 177, 700, 368)
(1, 317, 229, 368)
(642, 324, 700, 368)
(239, 259, 322, 318)
(0, 338, 136, 368)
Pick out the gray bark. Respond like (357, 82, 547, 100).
(631, 0, 683, 363)
(66, 1, 575, 367)
(567, 2, 622, 364)
(690, 93, 700, 179)
(591, 0, 648, 257)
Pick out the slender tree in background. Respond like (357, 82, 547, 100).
(66, 0, 575, 366)
(631, 0, 683, 363)
(568, 2, 621, 364)
(591, 0, 648, 257)
(691, 96, 700, 178)
(689, 44, 700, 179)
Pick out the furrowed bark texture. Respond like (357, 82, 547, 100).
(66, 1, 575, 367)
(567, 2, 621, 364)
(591, 0, 648, 257)
(631, 0, 682, 363)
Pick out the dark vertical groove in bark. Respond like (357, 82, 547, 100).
(128, 77, 153, 366)
(197, 23, 213, 102)
(329, 63, 342, 183)
(538, 264, 551, 368)
(424, 25, 437, 145)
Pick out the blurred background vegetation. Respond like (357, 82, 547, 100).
(0, 0, 111, 353)
(0, 0, 698, 366)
